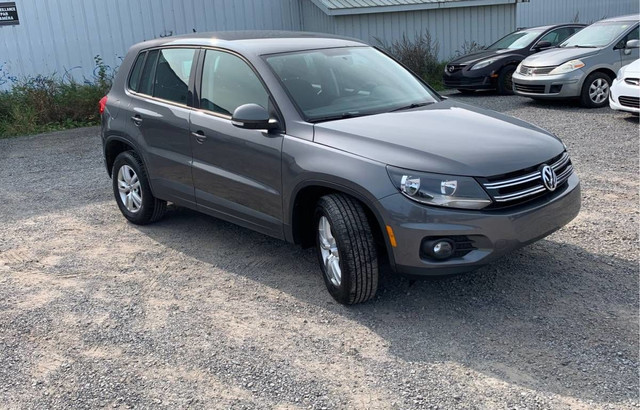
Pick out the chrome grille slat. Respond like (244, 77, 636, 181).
(551, 152, 569, 170)
(493, 185, 547, 202)
(484, 153, 568, 189)
(518, 65, 555, 76)
(483, 173, 540, 189)
(556, 164, 573, 183)
(482, 152, 573, 206)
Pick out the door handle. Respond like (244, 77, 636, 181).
(192, 130, 207, 143)
(131, 115, 143, 126)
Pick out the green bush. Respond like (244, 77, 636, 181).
(376, 30, 447, 91)
(0, 56, 113, 138)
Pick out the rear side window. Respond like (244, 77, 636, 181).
(538, 27, 580, 47)
(153, 48, 195, 105)
(200, 50, 269, 116)
(128, 52, 146, 92)
(139, 50, 159, 96)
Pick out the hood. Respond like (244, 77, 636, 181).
(448, 48, 518, 66)
(313, 100, 564, 178)
(522, 47, 599, 67)
(621, 58, 640, 76)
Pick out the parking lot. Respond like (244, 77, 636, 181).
(0, 93, 638, 409)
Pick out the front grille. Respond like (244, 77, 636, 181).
(518, 65, 555, 76)
(480, 152, 573, 208)
(619, 96, 640, 108)
(446, 64, 466, 74)
(513, 82, 546, 94)
(624, 78, 640, 86)
(443, 78, 464, 86)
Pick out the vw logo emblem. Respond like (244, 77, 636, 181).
(540, 165, 557, 191)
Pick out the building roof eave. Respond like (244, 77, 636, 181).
(309, 0, 520, 16)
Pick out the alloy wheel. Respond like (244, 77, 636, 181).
(589, 78, 609, 104)
(318, 216, 341, 287)
(117, 165, 142, 213)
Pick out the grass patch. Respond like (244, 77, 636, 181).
(0, 56, 112, 138)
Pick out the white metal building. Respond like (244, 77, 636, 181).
(516, 0, 639, 28)
(0, 0, 637, 89)
(299, 0, 519, 60)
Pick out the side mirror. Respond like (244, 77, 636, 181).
(231, 104, 277, 130)
(626, 39, 640, 49)
(534, 41, 552, 50)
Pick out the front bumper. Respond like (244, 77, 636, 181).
(380, 173, 581, 276)
(512, 70, 585, 99)
(443, 70, 495, 90)
(609, 78, 640, 114)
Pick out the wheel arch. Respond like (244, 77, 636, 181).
(578, 66, 617, 90)
(286, 179, 396, 269)
(104, 135, 141, 177)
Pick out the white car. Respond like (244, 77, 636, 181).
(610, 58, 640, 115)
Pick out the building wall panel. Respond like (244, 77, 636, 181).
(302, 2, 516, 60)
(0, 0, 302, 88)
(516, 0, 639, 28)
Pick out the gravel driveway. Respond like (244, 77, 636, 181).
(1, 94, 638, 409)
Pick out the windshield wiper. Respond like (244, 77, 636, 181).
(572, 45, 598, 48)
(311, 112, 369, 123)
(390, 102, 433, 112)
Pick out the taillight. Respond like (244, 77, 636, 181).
(99, 96, 108, 114)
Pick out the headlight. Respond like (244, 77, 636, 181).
(549, 59, 585, 75)
(470, 59, 497, 70)
(387, 166, 492, 210)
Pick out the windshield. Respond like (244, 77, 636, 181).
(486, 29, 543, 50)
(560, 22, 634, 47)
(265, 47, 438, 122)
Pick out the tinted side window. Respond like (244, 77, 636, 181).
(200, 50, 269, 116)
(139, 50, 159, 96)
(624, 26, 639, 43)
(152, 48, 195, 105)
(128, 52, 146, 92)
(538, 27, 576, 46)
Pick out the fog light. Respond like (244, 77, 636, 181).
(422, 238, 456, 260)
(550, 84, 563, 93)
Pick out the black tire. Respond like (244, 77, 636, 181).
(580, 72, 612, 108)
(112, 151, 166, 225)
(457, 89, 476, 94)
(497, 65, 516, 95)
(314, 194, 378, 305)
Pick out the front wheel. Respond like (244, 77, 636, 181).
(315, 194, 379, 305)
(497, 65, 516, 95)
(580, 72, 611, 108)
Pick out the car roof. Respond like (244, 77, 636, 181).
(518, 23, 586, 32)
(597, 14, 640, 23)
(129, 30, 367, 56)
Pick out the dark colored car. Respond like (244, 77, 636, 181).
(100, 31, 581, 305)
(444, 24, 585, 94)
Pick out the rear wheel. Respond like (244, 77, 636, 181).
(314, 194, 378, 305)
(112, 151, 166, 225)
(497, 65, 516, 95)
(580, 72, 611, 108)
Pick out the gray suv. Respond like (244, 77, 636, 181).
(100, 32, 581, 304)
(513, 15, 640, 107)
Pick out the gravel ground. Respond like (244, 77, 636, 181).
(0, 93, 638, 409)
